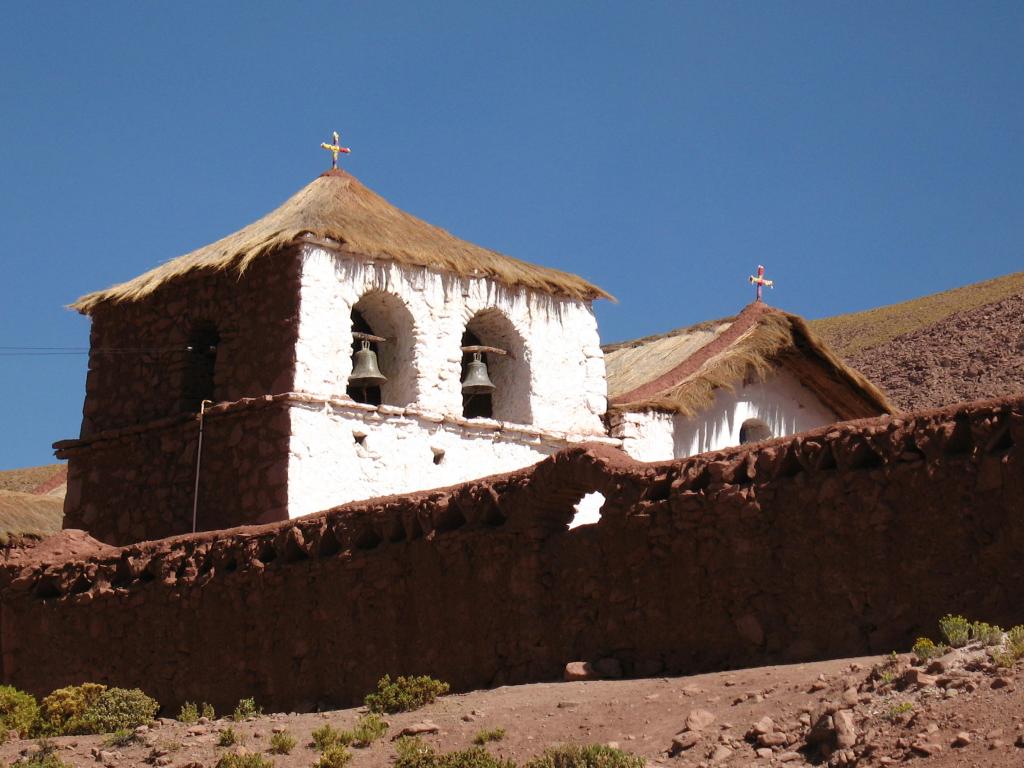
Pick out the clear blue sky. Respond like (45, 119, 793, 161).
(2, 1, 1022, 469)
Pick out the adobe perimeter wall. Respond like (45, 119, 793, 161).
(5, 396, 1023, 712)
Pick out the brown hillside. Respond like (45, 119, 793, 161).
(0, 463, 65, 494)
(845, 292, 1024, 412)
(810, 270, 1024, 357)
(811, 271, 1024, 412)
(0, 490, 63, 543)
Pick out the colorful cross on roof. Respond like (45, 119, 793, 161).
(748, 264, 774, 302)
(320, 131, 351, 169)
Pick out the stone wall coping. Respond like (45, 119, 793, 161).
(54, 391, 620, 457)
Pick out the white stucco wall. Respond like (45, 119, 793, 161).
(608, 410, 676, 462)
(293, 245, 607, 434)
(286, 245, 611, 515)
(611, 369, 839, 462)
(287, 399, 619, 518)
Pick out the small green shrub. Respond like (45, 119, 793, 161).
(885, 702, 914, 721)
(178, 701, 199, 724)
(102, 729, 139, 748)
(939, 614, 970, 648)
(394, 741, 515, 768)
(351, 712, 389, 747)
(524, 745, 644, 768)
(991, 624, 1024, 667)
(311, 724, 352, 751)
(971, 621, 1004, 646)
(0, 685, 39, 737)
(365, 675, 450, 714)
(395, 737, 432, 767)
(315, 745, 352, 768)
(80, 687, 159, 734)
(15, 740, 70, 768)
(912, 637, 942, 662)
(472, 728, 506, 745)
(219, 727, 240, 747)
(215, 754, 273, 768)
(1007, 625, 1024, 655)
(232, 697, 261, 721)
(37, 683, 107, 735)
(268, 730, 296, 755)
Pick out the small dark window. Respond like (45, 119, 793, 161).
(739, 418, 772, 445)
(347, 309, 382, 406)
(182, 324, 219, 412)
(461, 330, 492, 419)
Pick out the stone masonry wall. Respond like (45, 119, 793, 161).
(79, 252, 302, 437)
(57, 398, 292, 544)
(7, 396, 1024, 713)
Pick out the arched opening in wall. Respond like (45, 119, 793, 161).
(739, 418, 773, 445)
(347, 291, 417, 407)
(569, 491, 606, 530)
(181, 323, 220, 412)
(461, 309, 531, 424)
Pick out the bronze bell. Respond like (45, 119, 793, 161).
(349, 340, 387, 388)
(462, 351, 496, 395)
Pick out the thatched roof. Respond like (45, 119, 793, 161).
(72, 169, 611, 314)
(604, 302, 894, 420)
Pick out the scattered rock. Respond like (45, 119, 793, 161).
(992, 677, 1013, 689)
(834, 710, 857, 749)
(953, 732, 972, 747)
(557, 701, 581, 709)
(911, 741, 942, 756)
(670, 732, 701, 752)
(903, 669, 937, 687)
(749, 716, 774, 736)
(777, 751, 802, 763)
(564, 661, 597, 681)
(710, 745, 732, 763)
(685, 709, 716, 732)
(757, 732, 787, 748)
(400, 721, 440, 736)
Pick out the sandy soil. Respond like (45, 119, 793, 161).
(3, 647, 1023, 768)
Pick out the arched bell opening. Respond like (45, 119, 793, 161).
(461, 309, 531, 424)
(181, 322, 220, 412)
(739, 418, 773, 445)
(347, 291, 417, 407)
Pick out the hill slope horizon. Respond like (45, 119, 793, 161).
(810, 270, 1024, 412)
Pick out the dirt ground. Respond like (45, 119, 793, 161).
(3, 645, 1023, 768)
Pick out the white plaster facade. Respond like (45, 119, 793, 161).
(286, 245, 611, 517)
(610, 369, 839, 462)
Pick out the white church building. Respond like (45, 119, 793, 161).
(58, 149, 892, 543)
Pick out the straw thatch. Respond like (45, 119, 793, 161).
(72, 169, 611, 314)
(605, 303, 894, 420)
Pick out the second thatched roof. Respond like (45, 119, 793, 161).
(72, 169, 611, 314)
(604, 302, 894, 420)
